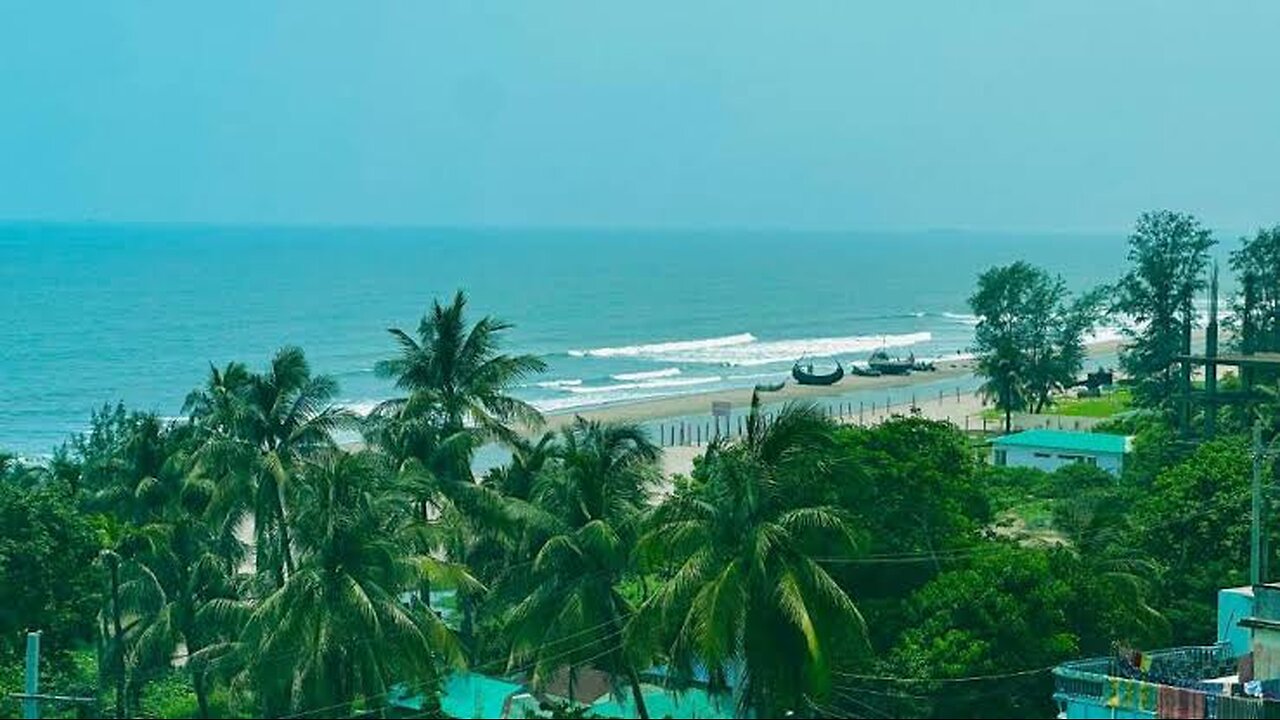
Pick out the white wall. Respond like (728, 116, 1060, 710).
(994, 446, 1123, 475)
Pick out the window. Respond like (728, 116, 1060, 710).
(994, 449, 1007, 466)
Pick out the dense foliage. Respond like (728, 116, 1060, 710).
(969, 261, 1101, 430)
(1113, 210, 1217, 410)
(4, 215, 1280, 718)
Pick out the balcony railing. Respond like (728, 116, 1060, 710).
(1053, 644, 1268, 717)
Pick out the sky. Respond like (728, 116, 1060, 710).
(1, 2, 1278, 232)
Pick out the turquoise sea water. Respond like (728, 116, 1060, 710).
(1, 223, 1134, 456)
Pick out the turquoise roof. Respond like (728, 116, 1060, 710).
(441, 673, 524, 719)
(991, 429, 1128, 455)
(390, 672, 524, 718)
(591, 685, 738, 719)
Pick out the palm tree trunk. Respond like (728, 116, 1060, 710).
(110, 560, 127, 720)
(276, 487, 295, 580)
(626, 665, 651, 720)
(1004, 406, 1012, 434)
(193, 669, 211, 719)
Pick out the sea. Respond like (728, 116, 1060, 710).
(1, 223, 1144, 457)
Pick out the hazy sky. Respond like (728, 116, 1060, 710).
(2, 2, 1277, 231)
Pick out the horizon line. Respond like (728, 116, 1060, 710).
(0, 217, 1158, 237)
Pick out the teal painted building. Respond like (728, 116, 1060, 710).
(991, 429, 1130, 475)
(1053, 584, 1280, 718)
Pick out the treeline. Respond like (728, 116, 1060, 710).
(970, 210, 1280, 429)
(3, 211, 1280, 720)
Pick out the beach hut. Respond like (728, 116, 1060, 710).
(990, 429, 1130, 475)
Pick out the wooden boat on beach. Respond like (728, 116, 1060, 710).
(868, 349, 915, 376)
(792, 360, 844, 386)
(848, 364, 882, 377)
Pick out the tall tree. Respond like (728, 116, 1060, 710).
(970, 262, 1098, 431)
(222, 450, 469, 718)
(1114, 211, 1216, 409)
(505, 419, 660, 720)
(374, 290, 546, 452)
(372, 292, 547, 639)
(1230, 226, 1280, 382)
(185, 348, 349, 590)
(637, 396, 866, 717)
(0, 478, 101, 664)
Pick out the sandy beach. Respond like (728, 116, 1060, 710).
(542, 338, 1125, 430)
(533, 337, 1129, 477)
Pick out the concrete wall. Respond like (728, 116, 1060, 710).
(1059, 697, 1154, 719)
(1219, 586, 1255, 658)
(995, 446, 1124, 475)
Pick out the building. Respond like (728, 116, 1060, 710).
(1052, 584, 1280, 718)
(990, 429, 1130, 475)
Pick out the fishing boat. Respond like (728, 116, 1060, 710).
(848, 364, 882, 378)
(868, 349, 915, 376)
(792, 359, 844, 386)
(754, 380, 787, 392)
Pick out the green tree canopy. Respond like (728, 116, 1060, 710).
(0, 477, 101, 664)
(969, 261, 1101, 431)
(1114, 210, 1216, 410)
(637, 398, 866, 718)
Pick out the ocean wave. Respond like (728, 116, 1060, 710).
(941, 312, 980, 326)
(339, 400, 381, 417)
(569, 333, 756, 358)
(565, 375, 723, 394)
(535, 378, 584, 388)
(567, 331, 931, 367)
(531, 391, 676, 414)
(612, 367, 682, 381)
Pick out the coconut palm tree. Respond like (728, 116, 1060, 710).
(186, 347, 349, 589)
(505, 418, 660, 720)
(226, 449, 471, 718)
(486, 431, 559, 502)
(374, 290, 546, 452)
(636, 395, 866, 717)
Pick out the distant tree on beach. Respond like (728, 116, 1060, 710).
(1230, 225, 1280, 381)
(1113, 211, 1216, 410)
(969, 262, 1100, 432)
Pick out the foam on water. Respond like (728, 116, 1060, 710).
(569, 333, 756, 358)
(568, 331, 932, 367)
(611, 367, 681, 381)
(565, 375, 723, 394)
(534, 378, 584, 388)
(340, 400, 381, 417)
(941, 312, 981, 326)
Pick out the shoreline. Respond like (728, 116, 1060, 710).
(535, 337, 1126, 432)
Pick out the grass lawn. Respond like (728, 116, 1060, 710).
(980, 388, 1132, 420)
(1046, 388, 1132, 417)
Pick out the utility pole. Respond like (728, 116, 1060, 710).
(23, 631, 38, 720)
(8, 631, 95, 720)
(1254, 423, 1264, 586)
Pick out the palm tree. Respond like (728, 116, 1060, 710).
(224, 449, 470, 718)
(374, 290, 546, 451)
(505, 418, 660, 720)
(127, 474, 246, 719)
(97, 518, 169, 720)
(485, 431, 559, 502)
(636, 395, 866, 717)
(186, 347, 349, 589)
